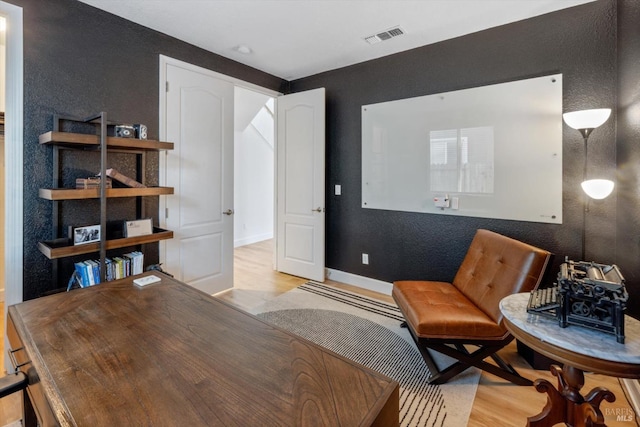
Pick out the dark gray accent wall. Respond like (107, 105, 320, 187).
(11, 0, 287, 300)
(291, 0, 620, 305)
(616, 0, 640, 317)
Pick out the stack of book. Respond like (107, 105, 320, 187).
(68, 251, 144, 290)
(106, 251, 144, 281)
(72, 259, 101, 288)
(76, 177, 113, 189)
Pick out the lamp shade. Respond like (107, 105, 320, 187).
(563, 108, 611, 130)
(581, 179, 614, 199)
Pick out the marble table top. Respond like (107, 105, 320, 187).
(500, 293, 640, 365)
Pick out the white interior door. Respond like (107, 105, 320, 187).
(276, 88, 326, 281)
(161, 60, 234, 295)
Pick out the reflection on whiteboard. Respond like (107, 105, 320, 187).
(430, 127, 494, 194)
(361, 74, 562, 224)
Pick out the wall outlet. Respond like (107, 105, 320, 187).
(451, 197, 459, 210)
(362, 253, 369, 264)
(335, 184, 342, 195)
(434, 195, 450, 208)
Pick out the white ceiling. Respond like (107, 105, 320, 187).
(78, 0, 595, 81)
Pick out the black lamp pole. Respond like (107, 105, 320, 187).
(580, 128, 593, 262)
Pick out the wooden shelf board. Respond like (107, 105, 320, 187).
(39, 131, 174, 151)
(38, 228, 173, 260)
(39, 187, 174, 200)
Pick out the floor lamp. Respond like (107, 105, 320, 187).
(562, 108, 613, 261)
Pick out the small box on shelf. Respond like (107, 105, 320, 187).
(124, 219, 153, 238)
(72, 224, 100, 246)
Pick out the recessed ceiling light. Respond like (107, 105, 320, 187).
(234, 44, 253, 55)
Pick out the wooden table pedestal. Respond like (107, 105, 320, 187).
(500, 293, 640, 427)
(527, 364, 615, 427)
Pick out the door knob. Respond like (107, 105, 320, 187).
(312, 207, 324, 213)
(223, 209, 234, 215)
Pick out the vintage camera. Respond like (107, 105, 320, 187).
(133, 123, 147, 139)
(114, 124, 135, 138)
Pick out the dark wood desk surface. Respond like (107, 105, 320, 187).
(8, 273, 399, 426)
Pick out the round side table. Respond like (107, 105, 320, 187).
(500, 293, 640, 427)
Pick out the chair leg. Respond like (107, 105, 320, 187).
(417, 344, 445, 380)
(400, 320, 532, 385)
(420, 340, 532, 386)
(488, 353, 532, 386)
(479, 358, 532, 386)
(425, 357, 474, 385)
(403, 321, 475, 384)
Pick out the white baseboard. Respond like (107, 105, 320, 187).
(325, 268, 393, 295)
(620, 378, 640, 424)
(234, 232, 273, 248)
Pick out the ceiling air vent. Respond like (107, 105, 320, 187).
(365, 26, 405, 45)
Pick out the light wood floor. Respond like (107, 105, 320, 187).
(1, 240, 636, 426)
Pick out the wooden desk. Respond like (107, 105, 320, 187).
(8, 274, 399, 426)
(500, 293, 640, 427)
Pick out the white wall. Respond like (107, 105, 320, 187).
(234, 88, 274, 247)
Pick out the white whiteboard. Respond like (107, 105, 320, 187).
(361, 74, 563, 224)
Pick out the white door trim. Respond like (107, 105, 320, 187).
(2, 0, 24, 373)
(158, 55, 281, 268)
(3, 2, 23, 305)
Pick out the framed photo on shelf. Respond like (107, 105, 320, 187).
(73, 224, 100, 245)
(124, 218, 153, 238)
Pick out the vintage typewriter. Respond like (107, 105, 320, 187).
(528, 285, 559, 312)
(527, 258, 628, 343)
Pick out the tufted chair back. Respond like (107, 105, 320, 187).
(452, 229, 551, 327)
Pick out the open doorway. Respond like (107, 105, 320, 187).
(233, 87, 275, 251)
(228, 86, 327, 307)
(226, 86, 279, 307)
(233, 86, 276, 286)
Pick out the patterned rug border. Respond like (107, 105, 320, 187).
(252, 281, 480, 427)
(299, 280, 405, 321)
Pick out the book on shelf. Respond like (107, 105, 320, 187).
(67, 271, 82, 292)
(74, 262, 91, 289)
(104, 168, 146, 188)
(113, 257, 125, 279)
(86, 260, 101, 285)
(75, 177, 112, 189)
(68, 251, 144, 290)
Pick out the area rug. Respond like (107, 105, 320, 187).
(250, 281, 480, 427)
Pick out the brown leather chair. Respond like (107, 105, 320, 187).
(393, 229, 551, 385)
